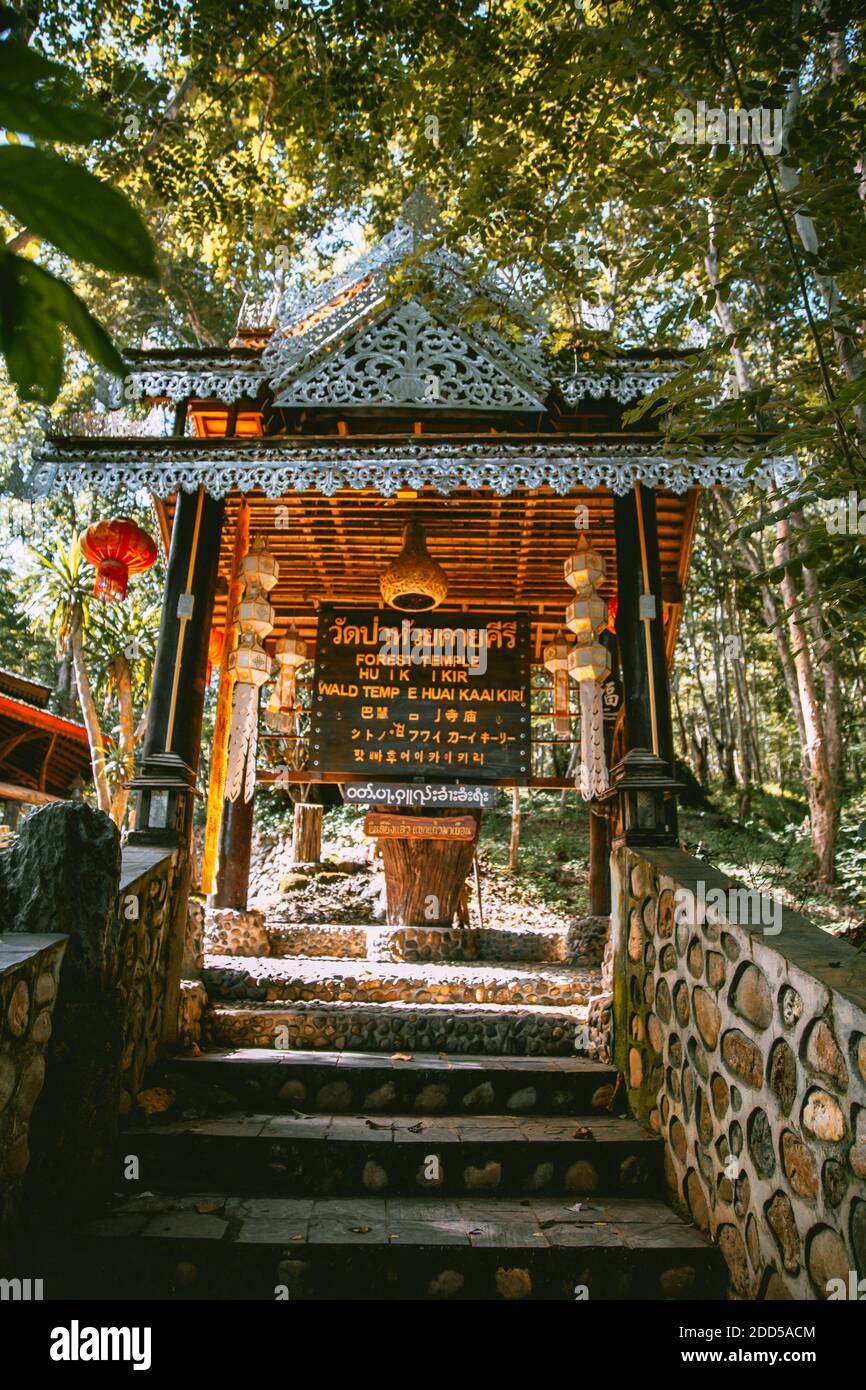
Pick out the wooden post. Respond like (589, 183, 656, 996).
(509, 785, 521, 870)
(201, 499, 249, 894)
(292, 801, 323, 863)
(140, 486, 224, 775)
(212, 789, 255, 909)
(613, 489, 654, 754)
(589, 806, 611, 915)
(128, 485, 223, 1049)
(613, 483, 678, 838)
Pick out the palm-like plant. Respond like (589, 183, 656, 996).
(22, 536, 111, 814)
(22, 535, 161, 825)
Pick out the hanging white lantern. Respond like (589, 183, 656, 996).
(565, 590, 608, 641)
(564, 534, 606, 595)
(543, 631, 572, 737)
(225, 543, 279, 804)
(265, 624, 308, 734)
(234, 584, 275, 637)
(567, 640, 612, 684)
(238, 536, 279, 593)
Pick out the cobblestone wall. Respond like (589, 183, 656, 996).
(0, 805, 188, 1225)
(0, 935, 67, 1236)
(117, 847, 186, 1114)
(612, 845, 866, 1299)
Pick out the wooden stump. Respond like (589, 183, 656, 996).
(376, 811, 480, 926)
(292, 801, 323, 864)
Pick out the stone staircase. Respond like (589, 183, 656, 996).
(28, 912, 727, 1300)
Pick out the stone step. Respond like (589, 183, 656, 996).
(158, 1048, 620, 1117)
(203, 955, 600, 1009)
(204, 917, 609, 965)
(264, 923, 587, 964)
(205, 999, 584, 1056)
(36, 1193, 725, 1300)
(120, 1110, 660, 1198)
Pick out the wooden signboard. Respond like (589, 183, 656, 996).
(364, 813, 478, 841)
(311, 606, 531, 781)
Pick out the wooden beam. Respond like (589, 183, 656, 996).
(39, 732, 58, 793)
(0, 779, 61, 805)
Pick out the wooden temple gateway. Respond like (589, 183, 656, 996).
(23, 195, 866, 1309)
(35, 192, 792, 923)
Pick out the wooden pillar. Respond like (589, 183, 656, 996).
(612, 483, 678, 840)
(130, 486, 222, 1051)
(212, 789, 255, 909)
(589, 806, 611, 915)
(201, 499, 249, 894)
(613, 485, 675, 768)
(613, 487, 653, 754)
(142, 486, 225, 776)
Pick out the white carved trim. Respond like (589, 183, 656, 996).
(32, 440, 799, 500)
(557, 368, 682, 406)
(112, 366, 264, 406)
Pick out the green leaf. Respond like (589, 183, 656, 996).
(17, 258, 124, 376)
(0, 146, 157, 278)
(0, 40, 112, 142)
(0, 254, 63, 402)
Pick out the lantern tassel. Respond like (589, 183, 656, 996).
(226, 682, 257, 803)
(578, 680, 609, 801)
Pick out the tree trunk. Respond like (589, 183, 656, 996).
(716, 490, 810, 785)
(292, 801, 323, 864)
(794, 511, 844, 796)
(773, 509, 837, 880)
(70, 615, 111, 816)
(378, 815, 480, 926)
(109, 653, 135, 828)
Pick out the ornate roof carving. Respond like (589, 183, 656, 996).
(271, 299, 546, 411)
(261, 191, 549, 409)
(32, 437, 799, 501)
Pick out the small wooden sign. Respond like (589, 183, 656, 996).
(364, 813, 478, 842)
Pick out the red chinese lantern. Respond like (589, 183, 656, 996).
(79, 517, 158, 602)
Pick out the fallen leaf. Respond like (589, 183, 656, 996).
(572, 1126, 594, 1140)
(391, 1053, 413, 1061)
(290, 1234, 304, 1241)
(351, 1225, 371, 1234)
(195, 1200, 221, 1214)
(365, 1119, 390, 1130)
(136, 1087, 175, 1116)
